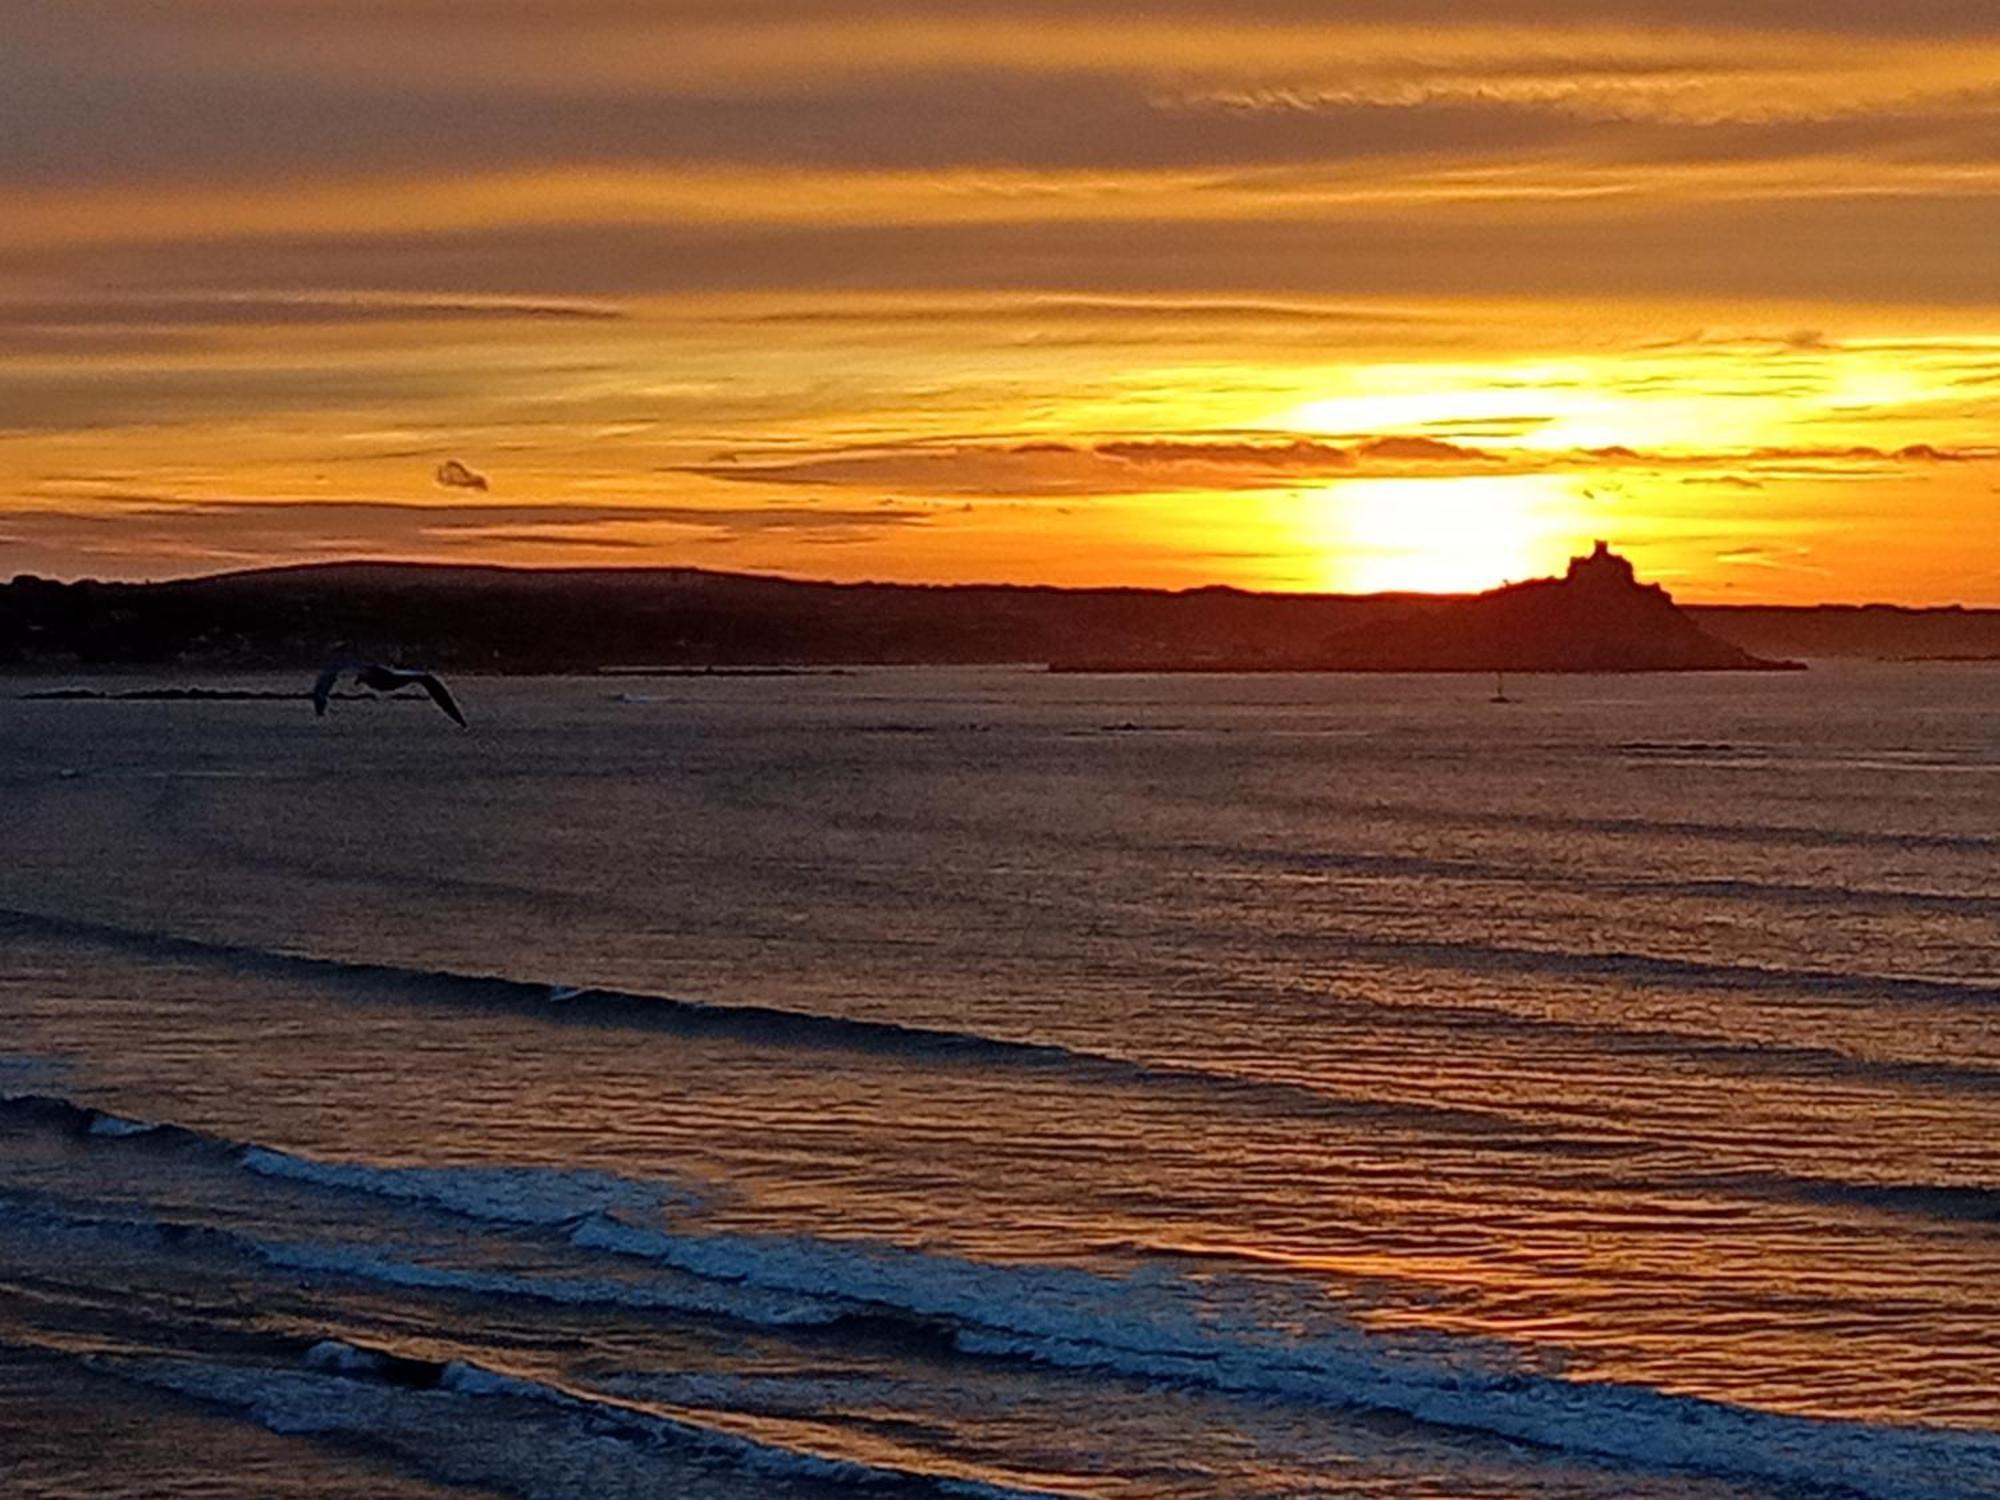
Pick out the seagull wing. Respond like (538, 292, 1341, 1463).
(413, 672, 468, 728)
(311, 664, 343, 717)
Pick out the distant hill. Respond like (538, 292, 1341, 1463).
(1, 544, 1813, 674)
(1689, 603, 2000, 662)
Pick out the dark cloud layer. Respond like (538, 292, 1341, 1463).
(1, 65, 1614, 186)
(18, 1, 2000, 37)
(13, 191, 2000, 309)
(0, 296, 619, 328)
(688, 435, 1995, 497)
(0, 497, 936, 576)
(434, 460, 490, 492)
(6, 2, 1995, 192)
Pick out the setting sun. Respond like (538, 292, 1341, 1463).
(8, 8, 2000, 1499)
(2, 3, 1996, 605)
(1298, 475, 1589, 595)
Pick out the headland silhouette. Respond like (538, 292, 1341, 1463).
(8, 545, 1996, 675)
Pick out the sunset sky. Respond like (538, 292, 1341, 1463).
(4, 1, 1998, 600)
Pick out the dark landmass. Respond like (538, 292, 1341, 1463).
(1052, 545, 1791, 673)
(0, 544, 1819, 674)
(600, 666, 855, 678)
(1686, 605, 2000, 662)
(4, 545, 1793, 674)
(19, 687, 415, 704)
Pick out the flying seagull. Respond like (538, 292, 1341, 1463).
(313, 660, 468, 727)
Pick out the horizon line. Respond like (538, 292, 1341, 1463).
(8, 555, 1997, 614)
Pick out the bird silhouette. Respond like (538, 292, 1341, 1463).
(312, 658, 467, 727)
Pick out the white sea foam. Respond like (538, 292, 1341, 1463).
(302, 1339, 393, 1378)
(260, 1194, 2000, 1500)
(241, 1147, 687, 1226)
(430, 1358, 1055, 1499)
(256, 1236, 835, 1326)
(566, 1217, 2000, 1500)
(113, 1350, 1058, 1499)
(22, 1076, 2000, 1498)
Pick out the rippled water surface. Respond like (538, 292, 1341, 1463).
(2, 665, 1997, 1497)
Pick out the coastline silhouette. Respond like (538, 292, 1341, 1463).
(0, 545, 1886, 676)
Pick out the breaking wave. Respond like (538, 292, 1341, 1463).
(8, 1085, 2000, 1500)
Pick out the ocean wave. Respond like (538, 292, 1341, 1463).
(1394, 802, 2000, 856)
(577, 1221, 2000, 1499)
(66, 1203, 2000, 1499)
(0, 906, 1538, 1138)
(114, 1345, 1051, 1499)
(242, 1148, 690, 1227)
(13, 1088, 2000, 1498)
(1311, 994, 2000, 1097)
(7, 902, 1995, 1150)
(253, 1234, 837, 1328)
(0, 1092, 227, 1156)
(1207, 839, 2000, 917)
(1326, 930, 2000, 1006)
(1203, 784, 2000, 860)
(558, 1217, 2000, 1499)
(428, 1356, 1047, 1497)
(0, 906, 1114, 1065)
(0, 1090, 695, 1238)
(206, 1205, 2000, 1497)
(1690, 1170, 2000, 1226)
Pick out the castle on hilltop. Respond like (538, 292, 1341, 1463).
(1566, 540, 1639, 588)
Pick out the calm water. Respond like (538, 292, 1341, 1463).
(2, 665, 1997, 1498)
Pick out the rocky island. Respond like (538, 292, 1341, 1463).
(1050, 544, 1800, 673)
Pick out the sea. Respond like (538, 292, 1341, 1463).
(1, 664, 1996, 1499)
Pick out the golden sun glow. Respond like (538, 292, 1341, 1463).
(6, 4, 2000, 601)
(1297, 476, 1592, 595)
(1268, 345, 1972, 460)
